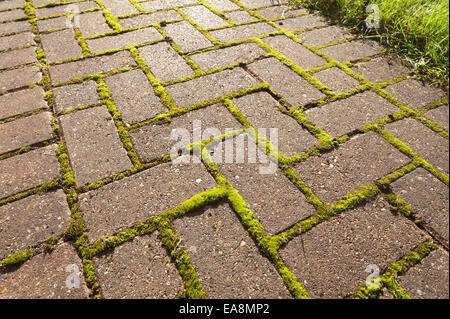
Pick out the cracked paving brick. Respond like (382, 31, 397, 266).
(180, 5, 228, 29)
(247, 57, 325, 107)
(384, 118, 449, 175)
(130, 104, 241, 162)
(0, 32, 35, 51)
(93, 232, 184, 298)
(0, 46, 36, 69)
(423, 105, 449, 132)
(313, 67, 361, 93)
(391, 168, 449, 243)
(165, 67, 258, 108)
(0, 112, 54, 154)
(0, 66, 41, 91)
(210, 22, 276, 43)
(203, 0, 238, 11)
(0, 190, 71, 259)
(0, 20, 31, 36)
(351, 56, 410, 84)
(398, 249, 449, 299)
(0, 87, 47, 120)
(292, 132, 411, 205)
(139, 0, 198, 11)
(305, 91, 398, 138)
(40, 29, 82, 63)
(224, 10, 257, 24)
(298, 25, 351, 47)
(0, 8, 25, 23)
(59, 106, 133, 186)
(119, 10, 181, 29)
(0, 243, 90, 299)
(163, 21, 213, 53)
(52, 80, 100, 114)
(275, 14, 327, 31)
(320, 40, 382, 63)
(255, 6, 307, 20)
(79, 159, 216, 243)
(104, 69, 166, 125)
(279, 196, 427, 298)
(34, 1, 97, 18)
(174, 203, 292, 298)
(101, 0, 139, 16)
(0, 144, 60, 199)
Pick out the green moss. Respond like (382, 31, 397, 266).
(0, 249, 33, 269)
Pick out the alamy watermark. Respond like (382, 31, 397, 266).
(365, 4, 380, 29)
(65, 264, 81, 289)
(365, 264, 381, 289)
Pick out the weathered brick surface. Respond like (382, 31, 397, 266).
(52, 80, 100, 114)
(0, 20, 31, 35)
(180, 5, 228, 29)
(0, 87, 47, 120)
(203, 0, 238, 11)
(298, 25, 351, 46)
(210, 22, 276, 43)
(0, 8, 25, 22)
(424, 105, 449, 132)
(320, 40, 382, 63)
(0, 0, 25, 11)
(119, 10, 181, 29)
(78, 11, 112, 37)
(224, 10, 257, 24)
(313, 67, 360, 93)
(0, 66, 42, 91)
(35, 1, 97, 18)
(40, 29, 82, 63)
(0, 32, 35, 51)
(0, 46, 36, 69)
(163, 21, 213, 53)
(139, 0, 198, 11)
(255, 6, 307, 19)
(276, 14, 327, 31)
(101, 0, 138, 16)
(351, 56, 410, 84)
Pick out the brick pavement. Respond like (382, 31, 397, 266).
(0, 0, 448, 299)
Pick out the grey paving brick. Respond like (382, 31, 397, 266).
(163, 21, 213, 53)
(0, 87, 47, 120)
(52, 80, 100, 114)
(0, 20, 31, 35)
(0, 65, 41, 91)
(0, 0, 25, 11)
(78, 11, 112, 37)
(255, 6, 307, 20)
(0, 32, 35, 51)
(424, 105, 449, 132)
(210, 22, 276, 43)
(0, 46, 36, 69)
(320, 40, 382, 63)
(40, 29, 82, 63)
(313, 67, 360, 93)
(119, 10, 181, 29)
(351, 56, 410, 84)
(275, 14, 327, 31)
(139, 0, 198, 11)
(59, 106, 133, 186)
(203, 0, 238, 11)
(180, 5, 228, 29)
(102, 0, 139, 16)
(240, 0, 286, 8)
(0, 8, 25, 22)
(298, 25, 351, 47)
(293, 132, 411, 204)
(35, 1, 97, 18)
(36, 16, 67, 32)
(224, 10, 257, 24)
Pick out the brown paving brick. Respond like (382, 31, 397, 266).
(0, 87, 47, 120)
(0, 112, 54, 154)
(384, 118, 449, 175)
(262, 35, 327, 69)
(180, 5, 228, 29)
(351, 56, 410, 84)
(398, 249, 449, 299)
(165, 67, 258, 108)
(276, 14, 327, 31)
(0, 32, 35, 51)
(293, 132, 411, 204)
(424, 105, 449, 132)
(305, 91, 398, 138)
(298, 25, 351, 47)
(174, 203, 292, 298)
(0, 243, 90, 299)
(78, 11, 112, 37)
(139, 41, 195, 83)
(139, 0, 198, 11)
(189, 42, 266, 70)
(391, 168, 449, 242)
(48, 50, 136, 84)
(80, 160, 216, 242)
(0, 190, 71, 259)
(102, 0, 139, 16)
(36, 16, 67, 32)
(210, 22, 276, 43)
(0, 8, 25, 22)
(93, 232, 183, 298)
(247, 57, 325, 106)
(0, 0, 25, 11)
(0, 20, 31, 35)
(52, 80, 100, 114)
(163, 21, 213, 53)
(104, 69, 166, 125)
(203, 0, 238, 11)
(40, 29, 82, 63)
(313, 67, 360, 93)
(0, 144, 60, 199)
(35, 1, 97, 18)
(211, 135, 317, 235)
(59, 106, 132, 186)
(320, 40, 382, 63)
(279, 196, 427, 298)
(119, 10, 181, 29)
(0, 46, 36, 69)
(384, 78, 447, 109)
(255, 6, 307, 20)
(130, 104, 241, 162)
(232, 92, 318, 156)
(0, 65, 41, 91)
(224, 10, 257, 24)
(86, 27, 163, 54)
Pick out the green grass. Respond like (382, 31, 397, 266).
(290, 0, 449, 88)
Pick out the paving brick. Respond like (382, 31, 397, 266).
(36, 16, 67, 32)
(139, 0, 198, 11)
(48, 50, 136, 84)
(210, 22, 276, 43)
(78, 11, 112, 37)
(0, 32, 35, 51)
(313, 67, 360, 93)
(35, 1, 97, 18)
(262, 35, 327, 69)
(0, 190, 71, 259)
(224, 10, 257, 24)
(255, 6, 307, 20)
(321, 40, 382, 63)
(86, 27, 163, 54)
(165, 68, 258, 108)
(0, 144, 60, 199)
(398, 249, 449, 299)
(189, 42, 266, 70)
(0, 20, 31, 35)
(104, 69, 166, 125)
(0, 8, 25, 22)
(0, 112, 54, 154)
(0, 243, 90, 299)
(130, 104, 241, 162)
(93, 232, 184, 298)
(0, 46, 36, 69)
(232, 92, 318, 156)
(174, 203, 292, 298)
(384, 78, 447, 109)
(79, 160, 216, 242)
(391, 168, 449, 242)
(424, 105, 449, 132)
(279, 196, 426, 298)
(0, 65, 41, 91)
(351, 56, 410, 84)
(240, 0, 285, 7)
(139, 41, 195, 83)
(305, 91, 398, 138)
(181, 5, 228, 29)
(293, 132, 411, 204)
(0, 87, 47, 120)
(298, 25, 351, 47)
(163, 21, 213, 53)
(203, 0, 238, 11)
(247, 57, 325, 106)
(119, 10, 181, 29)
(0, 0, 25, 11)
(101, 0, 138, 16)
(52, 80, 100, 114)
(275, 14, 327, 31)
(60, 106, 132, 186)
(385, 118, 449, 175)
(40, 29, 82, 63)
